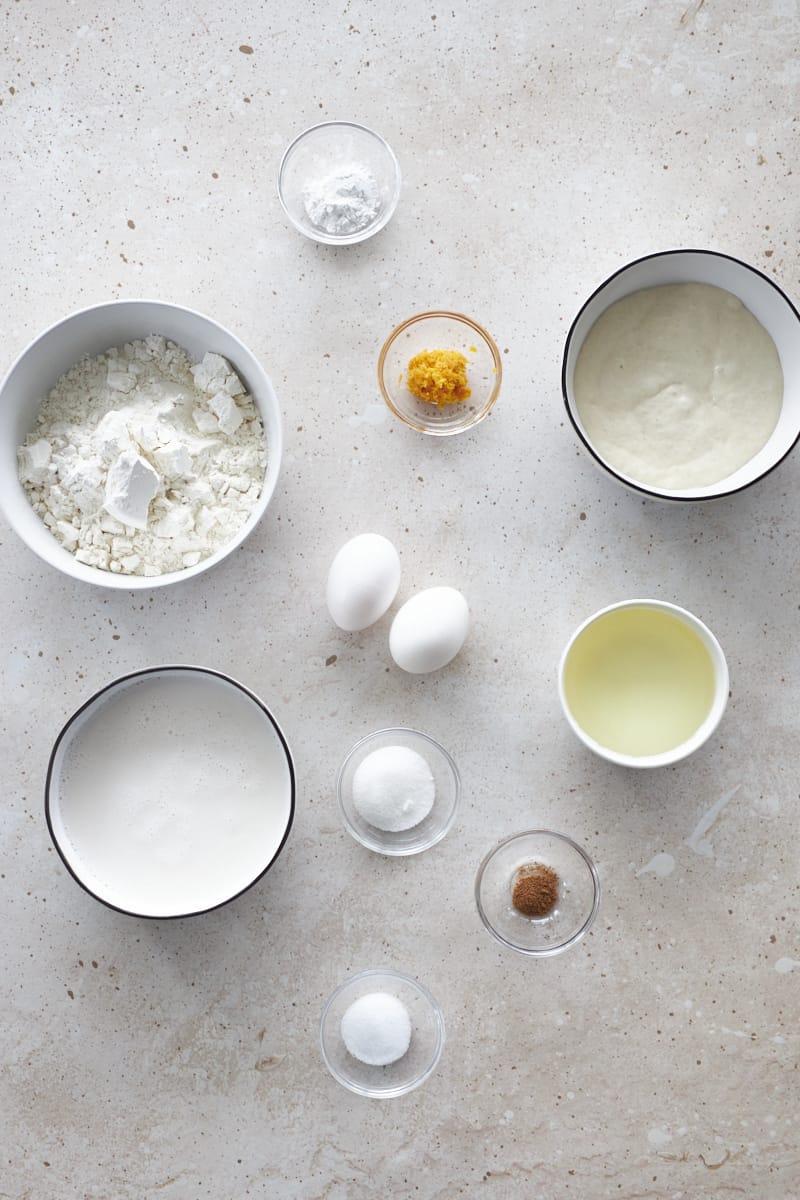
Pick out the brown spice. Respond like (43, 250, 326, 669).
(511, 861, 559, 918)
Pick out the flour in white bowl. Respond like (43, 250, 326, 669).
(18, 335, 267, 576)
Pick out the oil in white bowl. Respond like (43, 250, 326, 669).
(562, 606, 717, 757)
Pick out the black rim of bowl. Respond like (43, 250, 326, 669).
(561, 247, 800, 502)
(44, 664, 296, 920)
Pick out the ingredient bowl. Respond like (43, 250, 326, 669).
(378, 310, 502, 435)
(320, 968, 445, 1097)
(0, 300, 283, 588)
(475, 830, 600, 957)
(277, 120, 401, 245)
(46, 666, 295, 918)
(558, 599, 728, 768)
(562, 249, 800, 499)
(337, 727, 460, 856)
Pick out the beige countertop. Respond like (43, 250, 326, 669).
(1, 2, 798, 1197)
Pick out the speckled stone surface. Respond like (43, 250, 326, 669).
(1, 2, 799, 1198)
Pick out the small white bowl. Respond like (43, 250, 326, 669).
(562, 249, 800, 500)
(319, 968, 445, 1098)
(337, 727, 460, 856)
(46, 666, 295, 917)
(278, 120, 401, 245)
(0, 300, 283, 588)
(558, 599, 729, 768)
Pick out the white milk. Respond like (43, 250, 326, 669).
(50, 670, 293, 916)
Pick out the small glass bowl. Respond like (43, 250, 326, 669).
(475, 830, 600, 957)
(378, 310, 502, 435)
(277, 120, 401, 245)
(337, 727, 460, 856)
(320, 968, 445, 1098)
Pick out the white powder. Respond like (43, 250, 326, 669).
(340, 992, 412, 1066)
(18, 336, 267, 576)
(302, 162, 381, 236)
(351, 745, 435, 832)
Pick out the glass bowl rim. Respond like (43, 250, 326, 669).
(319, 966, 446, 1098)
(276, 120, 401, 246)
(474, 828, 601, 957)
(336, 726, 461, 856)
(377, 309, 503, 435)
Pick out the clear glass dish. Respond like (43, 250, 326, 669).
(475, 829, 600, 957)
(378, 310, 502, 435)
(277, 120, 401, 245)
(337, 727, 460, 856)
(320, 968, 445, 1098)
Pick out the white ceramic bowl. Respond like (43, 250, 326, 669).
(278, 120, 401, 246)
(0, 300, 283, 588)
(558, 599, 729, 768)
(562, 249, 800, 500)
(46, 666, 295, 918)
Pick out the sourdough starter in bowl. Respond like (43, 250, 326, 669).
(573, 282, 783, 490)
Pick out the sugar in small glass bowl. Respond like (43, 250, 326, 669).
(277, 120, 401, 246)
(378, 310, 502, 435)
(337, 727, 460, 856)
(319, 968, 445, 1098)
(475, 830, 600, 957)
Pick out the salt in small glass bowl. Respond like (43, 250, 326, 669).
(475, 830, 600, 957)
(320, 968, 445, 1098)
(378, 310, 502, 435)
(337, 727, 460, 856)
(277, 120, 401, 246)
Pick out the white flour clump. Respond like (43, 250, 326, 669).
(18, 336, 267, 576)
(302, 163, 381, 236)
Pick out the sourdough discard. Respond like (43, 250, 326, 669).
(573, 282, 783, 490)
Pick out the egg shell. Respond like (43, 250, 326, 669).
(326, 533, 401, 632)
(389, 586, 469, 674)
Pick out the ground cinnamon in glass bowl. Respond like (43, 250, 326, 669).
(475, 829, 600, 957)
(511, 862, 559, 917)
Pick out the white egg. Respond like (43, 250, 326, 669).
(326, 533, 401, 632)
(389, 586, 470, 674)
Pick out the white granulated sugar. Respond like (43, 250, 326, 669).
(18, 336, 267, 576)
(351, 745, 435, 833)
(340, 992, 412, 1066)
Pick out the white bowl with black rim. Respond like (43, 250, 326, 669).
(46, 666, 295, 918)
(562, 249, 800, 500)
